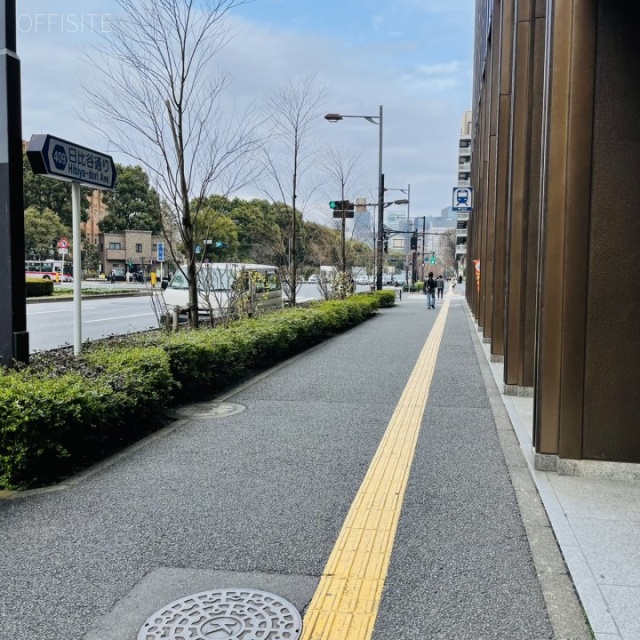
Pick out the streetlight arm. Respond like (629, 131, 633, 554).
(324, 113, 380, 124)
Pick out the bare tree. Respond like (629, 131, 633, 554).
(320, 147, 365, 278)
(441, 228, 457, 275)
(83, 0, 261, 327)
(259, 75, 326, 306)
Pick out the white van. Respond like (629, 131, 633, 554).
(161, 263, 283, 319)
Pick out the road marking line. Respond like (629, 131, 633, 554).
(84, 312, 156, 323)
(27, 306, 97, 315)
(300, 299, 450, 640)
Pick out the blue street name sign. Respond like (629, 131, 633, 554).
(157, 242, 165, 262)
(26, 134, 116, 190)
(452, 186, 473, 212)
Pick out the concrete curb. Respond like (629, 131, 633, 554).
(26, 290, 154, 304)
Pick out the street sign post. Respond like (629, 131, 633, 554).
(26, 134, 116, 355)
(157, 242, 165, 280)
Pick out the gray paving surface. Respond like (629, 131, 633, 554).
(0, 296, 580, 639)
(373, 302, 553, 639)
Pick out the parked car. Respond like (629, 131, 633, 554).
(307, 274, 319, 283)
(110, 269, 126, 281)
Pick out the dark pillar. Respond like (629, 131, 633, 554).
(0, 0, 29, 366)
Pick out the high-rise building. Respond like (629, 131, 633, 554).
(456, 110, 472, 275)
(82, 190, 107, 247)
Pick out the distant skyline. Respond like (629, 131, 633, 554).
(16, 0, 474, 224)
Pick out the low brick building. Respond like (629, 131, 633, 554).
(98, 230, 165, 276)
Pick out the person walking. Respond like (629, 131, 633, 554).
(423, 271, 437, 309)
(436, 275, 445, 299)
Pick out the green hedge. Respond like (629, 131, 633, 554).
(0, 294, 386, 490)
(26, 279, 53, 297)
(373, 290, 397, 308)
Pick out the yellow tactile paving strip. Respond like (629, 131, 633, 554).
(301, 299, 451, 640)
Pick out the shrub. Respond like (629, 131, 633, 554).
(0, 369, 112, 488)
(26, 279, 53, 297)
(0, 293, 383, 490)
(374, 290, 397, 308)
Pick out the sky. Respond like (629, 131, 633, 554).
(15, 0, 474, 225)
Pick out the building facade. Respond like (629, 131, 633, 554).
(469, 0, 640, 467)
(456, 111, 472, 275)
(98, 230, 165, 276)
(82, 190, 107, 247)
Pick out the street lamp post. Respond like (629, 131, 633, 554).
(325, 105, 384, 289)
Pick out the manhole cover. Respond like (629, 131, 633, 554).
(175, 402, 246, 419)
(137, 588, 302, 640)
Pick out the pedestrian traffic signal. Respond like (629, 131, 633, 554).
(430, 254, 436, 264)
(410, 232, 418, 251)
(384, 239, 388, 253)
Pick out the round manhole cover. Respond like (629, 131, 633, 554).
(137, 588, 302, 640)
(175, 402, 246, 419)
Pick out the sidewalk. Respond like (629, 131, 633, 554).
(470, 306, 640, 640)
(0, 289, 620, 639)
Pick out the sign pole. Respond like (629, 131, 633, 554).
(26, 134, 116, 356)
(72, 182, 82, 354)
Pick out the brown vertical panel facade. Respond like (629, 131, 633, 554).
(503, 0, 532, 386)
(478, 55, 492, 328)
(481, 0, 502, 340)
(472, 0, 640, 464)
(490, 0, 514, 358)
(534, 0, 597, 456)
(582, 3, 640, 461)
(521, 6, 545, 389)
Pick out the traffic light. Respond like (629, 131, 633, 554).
(430, 253, 436, 264)
(330, 200, 354, 218)
(410, 232, 418, 251)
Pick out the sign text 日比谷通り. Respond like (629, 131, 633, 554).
(26, 134, 116, 190)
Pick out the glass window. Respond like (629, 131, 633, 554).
(109, 242, 121, 250)
(266, 271, 281, 291)
(168, 271, 189, 289)
(136, 244, 142, 252)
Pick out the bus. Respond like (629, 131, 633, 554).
(25, 259, 73, 282)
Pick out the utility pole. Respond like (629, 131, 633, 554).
(0, 0, 29, 365)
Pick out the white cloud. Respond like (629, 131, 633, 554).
(17, 0, 472, 218)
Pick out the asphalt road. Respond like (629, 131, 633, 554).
(26, 283, 376, 352)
